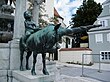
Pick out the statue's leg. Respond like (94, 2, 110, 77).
(49, 53, 50, 61)
(52, 53, 54, 61)
(26, 51, 32, 70)
(5, 0, 8, 4)
(22, 35, 29, 51)
(20, 50, 24, 71)
(22, 36, 26, 48)
(10, 0, 12, 5)
(42, 53, 49, 75)
(31, 52, 37, 75)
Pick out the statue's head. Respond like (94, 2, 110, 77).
(24, 11, 32, 20)
(54, 23, 72, 36)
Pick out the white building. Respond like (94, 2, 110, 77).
(88, 0, 110, 63)
(45, 0, 54, 18)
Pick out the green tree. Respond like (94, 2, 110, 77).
(71, 0, 102, 48)
(71, 0, 102, 27)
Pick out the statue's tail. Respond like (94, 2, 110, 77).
(19, 37, 25, 51)
(19, 38, 22, 51)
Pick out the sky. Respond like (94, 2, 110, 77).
(54, 0, 106, 26)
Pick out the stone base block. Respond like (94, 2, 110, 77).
(0, 70, 13, 82)
(12, 70, 55, 82)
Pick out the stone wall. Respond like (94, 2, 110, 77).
(0, 43, 11, 82)
(59, 48, 93, 64)
(0, 43, 30, 82)
(0, 43, 10, 69)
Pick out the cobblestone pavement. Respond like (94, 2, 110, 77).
(56, 62, 110, 82)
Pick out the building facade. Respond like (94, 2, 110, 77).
(88, 0, 110, 62)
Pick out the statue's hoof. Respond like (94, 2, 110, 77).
(26, 66, 30, 70)
(43, 70, 49, 75)
(31, 71, 36, 75)
(20, 66, 24, 71)
(26, 67, 30, 70)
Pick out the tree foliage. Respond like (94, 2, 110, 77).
(71, 0, 103, 27)
(70, 0, 103, 47)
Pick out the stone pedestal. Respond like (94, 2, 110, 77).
(12, 70, 55, 82)
(35, 54, 61, 81)
(11, 58, 61, 82)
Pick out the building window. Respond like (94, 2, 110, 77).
(100, 21, 105, 27)
(109, 5, 110, 14)
(100, 20, 108, 27)
(95, 34, 103, 43)
(107, 33, 110, 42)
(100, 51, 110, 61)
(105, 55, 108, 59)
(102, 55, 104, 60)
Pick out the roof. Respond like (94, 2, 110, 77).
(59, 48, 92, 51)
(54, 8, 64, 20)
(102, 0, 110, 5)
(98, 0, 110, 17)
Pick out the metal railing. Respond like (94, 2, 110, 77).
(81, 54, 102, 77)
